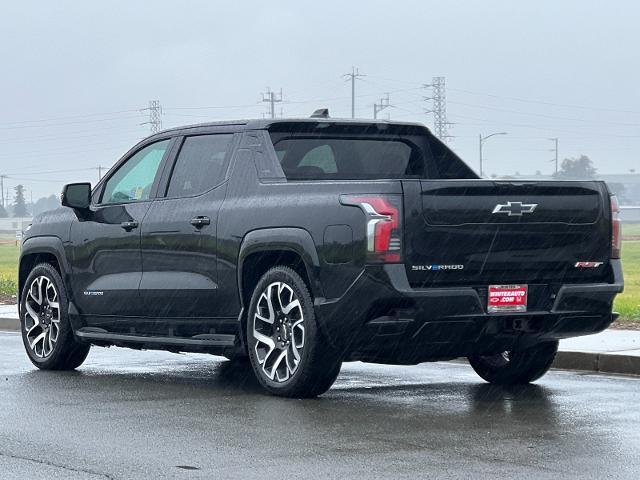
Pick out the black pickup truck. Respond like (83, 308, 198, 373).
(19, 116, 624, 397)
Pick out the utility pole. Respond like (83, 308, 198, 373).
(343, 67, 365, 118)
(140, 100, 163, 133)
(96, 166, 104, 181)
(0, 175, 5, 209)
(261, 87, 283, 119)
(424, 76, 452, 143)
(549, 137, 559, 175)
(373, 93, 392, 119)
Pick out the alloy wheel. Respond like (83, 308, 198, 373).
(252, 281, 305, 382)
(23, 276, 61, 358)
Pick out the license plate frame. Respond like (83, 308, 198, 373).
(487, 284, 528, 313)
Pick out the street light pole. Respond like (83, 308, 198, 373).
(479, 132, 508, 177)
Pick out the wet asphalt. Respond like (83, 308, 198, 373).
(1, 331, 639, 479)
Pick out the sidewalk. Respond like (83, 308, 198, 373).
(553, 329, 640, 376)
(1, 303, 638, 376)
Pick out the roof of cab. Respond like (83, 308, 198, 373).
(149, 117, 428, 139)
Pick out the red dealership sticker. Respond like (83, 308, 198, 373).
(487, 284, 528, 313)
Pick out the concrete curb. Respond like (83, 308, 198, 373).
(0, 317, 638, 376)
(0, 317, 19, 331)
(553, 351, 640, 377)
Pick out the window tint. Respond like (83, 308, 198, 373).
(269, 123, 478, 180)
(101, 140, 169, 204)
(166, 134, 233, 197)
(274, 137, 419, 180)
(299, 145, 337, 173)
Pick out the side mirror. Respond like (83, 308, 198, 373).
(61, 183, 92, 210)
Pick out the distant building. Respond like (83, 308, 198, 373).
(0, 217, 32, 234)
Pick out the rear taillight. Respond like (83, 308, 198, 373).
(611, 195, 622, 259)
(341, 195, 402, 263)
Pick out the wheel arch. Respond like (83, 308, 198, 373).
(237, 228, 323, 310)
(19, 236, 71, 308)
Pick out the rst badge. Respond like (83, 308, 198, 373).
(574, 261, 604, 268)
(492, 201, 537, 217)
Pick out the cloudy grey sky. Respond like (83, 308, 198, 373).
(1, 0, 639, 199)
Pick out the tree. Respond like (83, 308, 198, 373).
(0, 204, 7, 218)
(32, 194, 61, 216)
(608, 183, 628, 203)
(554, 155, 597, 179)
(13, 184, 28, 217)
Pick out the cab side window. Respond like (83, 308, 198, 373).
(166, 134, 233, 197)
(101, 140, 170, 204)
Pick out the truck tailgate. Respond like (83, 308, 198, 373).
(402, 180, 611, 287)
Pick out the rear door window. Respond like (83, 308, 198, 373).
(166, 134, 233, 197)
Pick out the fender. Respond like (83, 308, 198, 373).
(237, 227, 324, 306)
(19, 236, 73, 304)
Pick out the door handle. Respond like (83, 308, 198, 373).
(190, 216, 211, 228)
(120, 220, 139, 231)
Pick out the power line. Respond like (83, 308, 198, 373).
(140, 100, 163, 134)
(366, 73, 640, 116)
(2, 167, 97, 176)
(0, 114, 143, 131)
(165, 103, 262, 111)
(0, 124, 144, 145)
(261, 88, 283, 119)
(549, 137, 559, 174)
(0, 109, 141, 127)
(448, 100, 639, 127)
(343, 67, 365, 118)
(448, 87, 640, 116)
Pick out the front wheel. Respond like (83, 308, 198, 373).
(21, 263, 90, 370)
(468, 341, 558, 384)
(247, 266, 342, 398)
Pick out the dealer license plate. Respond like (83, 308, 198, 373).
(487, 284, 528, 313)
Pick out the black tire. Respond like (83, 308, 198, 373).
(468, 341, 558, 384)
(246, 266, 342, 398)
(20, 263, 90, 370)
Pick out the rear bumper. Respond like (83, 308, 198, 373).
(314, 260, 624, 363)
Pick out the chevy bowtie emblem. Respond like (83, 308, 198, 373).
(492, 201, 538, 216)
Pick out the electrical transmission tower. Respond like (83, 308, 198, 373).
(373, 93, 392, 119)
(424, 77, 452, 143)
(343, 66, 365, 118)
(140, 100, 163, 133)
(262, 88, 283, 119)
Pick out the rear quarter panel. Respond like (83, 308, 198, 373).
(217, 148, 402, 316)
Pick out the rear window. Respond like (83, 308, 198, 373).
(269, 122, 476, 180)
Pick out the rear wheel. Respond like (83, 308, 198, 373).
(468, 341, 558, 384)
(247, 266, 342, 398)
(20, 263, 90, 370)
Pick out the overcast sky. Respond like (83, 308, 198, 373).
(1, 0, 639, 199)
